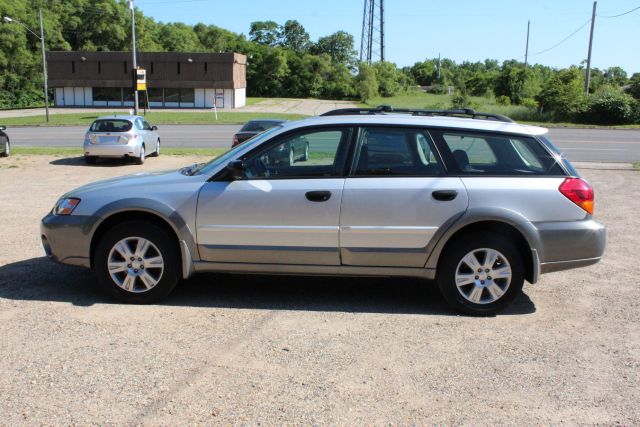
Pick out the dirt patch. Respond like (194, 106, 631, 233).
(0, 155, 638, 424)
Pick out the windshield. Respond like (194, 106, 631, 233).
(191, 126, 282, 176)
(90, 119, 133, 132)
(240, 120, 282, 132)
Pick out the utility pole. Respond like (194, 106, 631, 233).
(359, 0, 385, 64)
(359, 0, 367, 63)
(129, 0, 139, 114)
(524, 20, 530, 67)
(585, 1, 597, 94)
(39, 10, 49, 123)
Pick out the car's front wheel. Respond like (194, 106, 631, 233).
(437, 233, 524, 315)
(93, 221, 181, 303)
(152, 139, 160, 157)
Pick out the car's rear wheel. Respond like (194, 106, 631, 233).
(93, 221, 180, 303)
(1, 140, 9, 157)
(437, 233, 524, 315)
(152, 139, 160, 157)
(85, 156, 97, 164)
(136, 144, 146, 165)
(302, 142, 309, 161)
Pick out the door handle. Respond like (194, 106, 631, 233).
(432, 190, 458, 201)
(305, 191, 332, 202)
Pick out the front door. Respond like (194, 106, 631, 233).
(339, 127, 469, 267)
(196, 127, 353, 265)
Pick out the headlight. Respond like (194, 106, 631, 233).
(54, 198, 81, 215)
(87, 133, 97, 144)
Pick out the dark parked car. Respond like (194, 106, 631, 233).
(0, 125, 9, 158)
(232, 119, 286, 147)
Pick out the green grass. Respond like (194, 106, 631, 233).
(633, 161, 640, 170)
(1, 111, 307, 127)
(11, 146, 226, 157)
(245, 97, 269, 106)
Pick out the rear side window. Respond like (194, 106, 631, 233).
(90, 120, 133, 132)
(353, 127, 444, 176)
(433, 130, 566, 176)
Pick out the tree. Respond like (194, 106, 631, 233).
(536, 67, 586, 118)
(311, 31, 357, 68)
(279, 20, 310, 53)
(248, 21, 279, 46)
(356, 63, 378, 102)
(373, 61, 406, 97)
(603, 66, 628, 86)
(628, 73, 640, 100)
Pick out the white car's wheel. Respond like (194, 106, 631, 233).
(136, 144, 146, 165)
(2, 140, 9, 158)
(152, 139, 160, 157)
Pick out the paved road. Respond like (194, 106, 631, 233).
(7, 124, 640, 163)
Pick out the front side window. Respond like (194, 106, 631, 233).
(353, 127, 444, 176)
(242, 128, 350, 179)
(434, 130, 565, 175)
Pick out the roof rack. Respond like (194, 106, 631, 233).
(320, 105, 514, 123)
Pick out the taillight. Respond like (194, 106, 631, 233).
(232, 135, 239, 146)
(559, 177, 594, 214)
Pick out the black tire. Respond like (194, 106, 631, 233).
(302, 142, 309, 161)
(289, 145, 295, 165)
(136, 144, 146, 165)
(151, 139, 160, 157)
(436, 233, 524, 316)
(85, 156, 97, 164)
(93, 221, 181, 303)
(1, 140, 9, 158)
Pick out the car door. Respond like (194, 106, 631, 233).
(339, 126, 469, 267)
(196, 127, 353, 265)
(141, 119, 157, 150)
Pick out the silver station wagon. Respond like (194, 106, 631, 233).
(42, 107, 606, 315)
(83, 115, 161, 164)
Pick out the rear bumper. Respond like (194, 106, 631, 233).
(40, 213, 98, 268)
(83, 142, 141, 158)
(536, 219, 606, 274)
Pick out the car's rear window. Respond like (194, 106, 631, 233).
(90, 119, 133, 132)
(240, 121, 281, 132)
(432, 130, 566, 176)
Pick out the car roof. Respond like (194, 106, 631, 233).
(246, 119, 287, 123)
(94, 115, 143, 122)
(278, 114, 548, 136)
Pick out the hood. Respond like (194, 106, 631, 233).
(63, 168, 204, 199)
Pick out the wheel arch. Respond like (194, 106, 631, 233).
(88, 202, 197, 278)
(426, 209, 543, 284)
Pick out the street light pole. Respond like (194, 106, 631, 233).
(129, 0, 139, 115)
(3, 12, 50, 122)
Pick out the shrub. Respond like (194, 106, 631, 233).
(495, 95, 511, 106)
(581, 87, 636, 124)
(536, 67, 587, 120)
(451, 92, 470, 109)
(356, 63, 379, 102)
(520, 98, 538, 109)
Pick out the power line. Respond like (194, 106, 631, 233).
(528, 18, 591, 57)
(598, 5, 640, 18)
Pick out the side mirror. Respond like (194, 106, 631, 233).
(226, 159, 245, 179)
(151, 125, 158, 131)
(0, 125, 6, 131)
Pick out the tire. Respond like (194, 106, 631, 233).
(136, 144, 146, 165)
(436, 233, 524, 315)
(85, 156, 97, 164)
(1, 140, 9, 158)
(289, 145, 295, 165)
(302, 142, 309, 161)
(152, 139, 160, 157)
(93, 221, 181, 304)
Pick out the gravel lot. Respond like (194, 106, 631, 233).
(0, 155, 638, 425)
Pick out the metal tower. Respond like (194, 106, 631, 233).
(359, 0, 385, 64)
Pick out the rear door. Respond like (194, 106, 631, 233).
(196, 127, 353, 265)
(339, 126, 468, 267)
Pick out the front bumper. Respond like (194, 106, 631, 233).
(83, 142, 141, 158)
(537, 219, 606, 273)
(40, 213, 99, 268)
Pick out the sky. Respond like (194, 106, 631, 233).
(134, 0, 640, 74)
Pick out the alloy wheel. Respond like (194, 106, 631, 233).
(454, 248, 512, 304)
(107, 237, 164, 293)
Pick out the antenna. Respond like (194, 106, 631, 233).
(359, 0, 385, 64)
